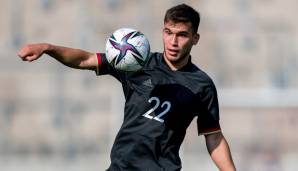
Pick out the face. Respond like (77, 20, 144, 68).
(162, 21, 199, 69)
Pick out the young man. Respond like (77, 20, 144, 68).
(18, 4, 236, 171)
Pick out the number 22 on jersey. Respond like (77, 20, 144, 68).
(142, 96, 171, 123)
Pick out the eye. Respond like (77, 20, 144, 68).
(164, 29, 172, 35)
(178, 32, 189, 37)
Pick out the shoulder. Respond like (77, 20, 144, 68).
(186, 63, 216, 88)
(149, 52, 163, 58)
(144, 52, 163, 68)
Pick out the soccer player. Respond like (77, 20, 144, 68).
(18, 4, 236, 171)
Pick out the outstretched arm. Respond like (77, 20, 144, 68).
(205, 132, 236, 171)
(18, 43, 98, 71)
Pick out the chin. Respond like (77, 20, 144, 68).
(165, 53, 179, 61)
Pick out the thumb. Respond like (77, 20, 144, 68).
(25, 54, 41, 62)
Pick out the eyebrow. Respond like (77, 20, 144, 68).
(177, 31, 189, 35)
(163, 27, 189, 34)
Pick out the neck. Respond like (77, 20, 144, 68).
(163, 53, 190, 71)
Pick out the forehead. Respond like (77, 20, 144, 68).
(164, 21, 193, 33)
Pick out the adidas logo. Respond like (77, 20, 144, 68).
(142, 79, 153, 87)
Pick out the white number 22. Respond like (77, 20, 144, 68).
(142, 96, 171, 123)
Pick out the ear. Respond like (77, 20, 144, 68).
(192, 33, 200, 45)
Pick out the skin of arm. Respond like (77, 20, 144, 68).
(18, 43, 98, 71)
(205, 132, 236, 171)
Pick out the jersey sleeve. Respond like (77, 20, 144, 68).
(197, 83, 221, 136)
(95, 53, 126, 82)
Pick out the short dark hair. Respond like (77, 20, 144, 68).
(164, 4, 200, 34)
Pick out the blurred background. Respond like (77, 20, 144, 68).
(0, 0, 297, 170)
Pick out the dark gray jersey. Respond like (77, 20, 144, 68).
(96, 52, 221, 171)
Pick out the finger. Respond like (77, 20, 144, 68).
(19, 53, 32, 61)
(18, 49, 29, 59)
(26, 54, 41, 62)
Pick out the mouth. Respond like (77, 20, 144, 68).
(167, 48, 179, 56)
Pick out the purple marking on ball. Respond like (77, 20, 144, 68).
(109, 31, 143, 65)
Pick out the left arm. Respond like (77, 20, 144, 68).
(205, 132, 236, 171)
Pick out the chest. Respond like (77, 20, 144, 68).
(124, 68, 200, 113)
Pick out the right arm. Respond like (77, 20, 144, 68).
(18, 43, 98, 71)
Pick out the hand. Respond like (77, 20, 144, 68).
(17, 43, 49, 62)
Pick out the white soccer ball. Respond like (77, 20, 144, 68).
(105, 28, 151, 71)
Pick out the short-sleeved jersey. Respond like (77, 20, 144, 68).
(96, 52, 221, 171)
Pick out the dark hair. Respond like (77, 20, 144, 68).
(164, 4, 200, 34)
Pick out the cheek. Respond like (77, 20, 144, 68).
(180, 39, 192, 48)
(162, 35, 167, 44)
(163, 34, 170, 42)
(162, 40, 166, 49)
(180, 41, 193, 54)
(163, 37, 172, 48)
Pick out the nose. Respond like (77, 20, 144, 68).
(170, 35, 178, 46)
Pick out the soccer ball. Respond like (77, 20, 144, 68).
(105, 28, 151, 71)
